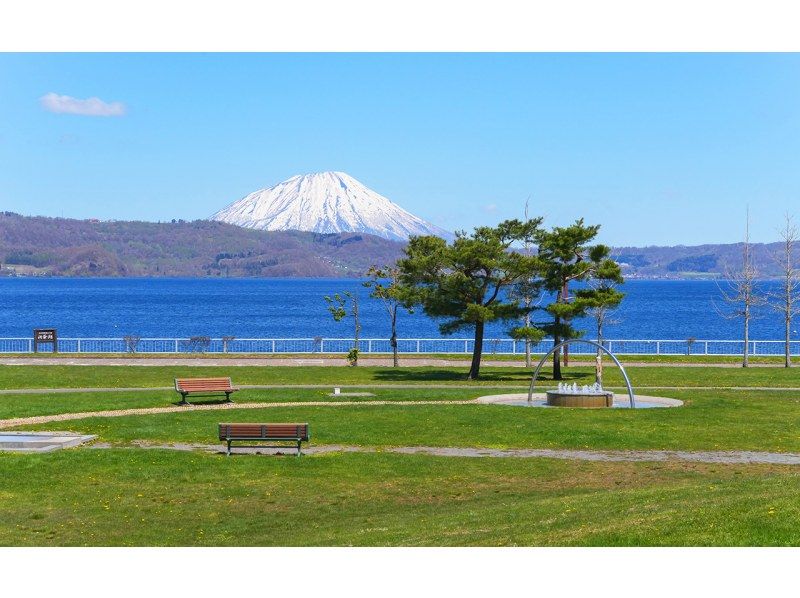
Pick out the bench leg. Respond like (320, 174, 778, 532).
(227, 440, 231, 456)
(297, 440, 302, 457)
(225, 392, 233, 403)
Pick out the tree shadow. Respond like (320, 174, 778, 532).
(372, 368, 590, 384)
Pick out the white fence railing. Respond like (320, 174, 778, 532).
(3, 337, 800, 356)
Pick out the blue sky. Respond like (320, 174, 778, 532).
(1, 53, 798, 246)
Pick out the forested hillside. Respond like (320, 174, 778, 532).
(0, 213, 404, 277)
(0, 212, 789, 279)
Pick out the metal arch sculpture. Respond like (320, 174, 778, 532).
(527, 339, 636, 408)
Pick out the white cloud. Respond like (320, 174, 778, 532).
(483, 203, 497, 213)
(40, 92, 126, 117)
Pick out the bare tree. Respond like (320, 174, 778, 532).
(123, 335, 141, 353)
(767, 213, 800, 367)
(325, 291, 361, 366)
(715, 209, 765, 367)
(363, 265, 411, 367)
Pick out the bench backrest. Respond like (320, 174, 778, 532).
(219, 423, 309, 441)
(176, 377, 234, 392)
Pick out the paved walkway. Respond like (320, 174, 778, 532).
(95, 440, 800, 465)
(0, 356, 775, 367)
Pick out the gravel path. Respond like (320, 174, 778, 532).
(93, 440, 800, 465)
(0, 399, 476, 429)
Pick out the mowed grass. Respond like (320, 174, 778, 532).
(0, 387, 483, 420)
(5, 363, 800, 389)
(8, 388, 800, 453)
(3, 363, 800, 546)
(0, 449, 798, 546)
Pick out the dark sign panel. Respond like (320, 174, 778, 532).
(33, 329, 58, 352)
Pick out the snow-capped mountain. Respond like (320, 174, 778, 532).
(211, 171, 451, 241)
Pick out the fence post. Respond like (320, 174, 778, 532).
(174, 339, 179, 353)
(77, 339, 81, 353)
(272, 340, 276, 353)
(368, 339, 372, 353)
(320, 339, 324, 353)
(656, 341, 660, 355)
(417, 340, 421, 353)
(705, 341, 708, 355)
(28, 338, 32, 353)
(607, 340, 612, 353)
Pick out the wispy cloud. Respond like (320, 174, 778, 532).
(40, 92, 126, 117)
(483, 203, 497, 213)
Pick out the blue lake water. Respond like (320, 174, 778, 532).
(0, 277, 792, 340)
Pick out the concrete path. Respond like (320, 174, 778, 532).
(0, 356, 776, 367)
(2, 384, 800, 396)
(92, 440, 800, 465)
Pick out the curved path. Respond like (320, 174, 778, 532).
(0, 399, 475, 429)
(4, 397, 799, 466)
(98, 441, 800, 465)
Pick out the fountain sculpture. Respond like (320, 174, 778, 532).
(546, 381, 614, 408)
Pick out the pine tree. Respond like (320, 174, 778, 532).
(397, 218, 542, 380)
(536, 219, 623, 380)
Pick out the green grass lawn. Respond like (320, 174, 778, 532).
(0, 387, 482, 420)
(4, 362, 800, 389)
(13, 389, 800, 452)
(2, 363, 800, 546)
(0, 449, 798, 546)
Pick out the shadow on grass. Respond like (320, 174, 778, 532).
(371, 368, 589, 384)
(171, 398, 234, 407)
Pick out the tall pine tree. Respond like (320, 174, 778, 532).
(535, 219, 623, 380)
(397, 218, 542, 380)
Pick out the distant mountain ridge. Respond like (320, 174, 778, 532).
(612, 242, 785, 279)
(0, 212, 789, 279)
(0, 213, 404, 278)
(212, 171, 452, 241)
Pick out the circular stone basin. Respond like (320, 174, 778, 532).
(546, 390, 614, 408)
(476, 393, 683, 409)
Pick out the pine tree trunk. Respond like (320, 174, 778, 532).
(391, 307, 399, 368)
(552, 318, 562, 381)
(468, 320, 485, 380)
(524, 312, 531, 368)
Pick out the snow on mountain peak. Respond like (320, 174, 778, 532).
(211, 171, 451, 241)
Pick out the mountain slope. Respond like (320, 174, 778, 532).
(0, 213, 405, 278)
(211, 171, 451, 241)
(0, 212, 790, 279)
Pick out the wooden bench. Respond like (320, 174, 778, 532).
(218, 423, 310, 456)
(175, 377, 239, 405)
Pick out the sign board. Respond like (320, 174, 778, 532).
(33, 329, 58, 353)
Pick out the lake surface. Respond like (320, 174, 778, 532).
(0, 277, 792, 340)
